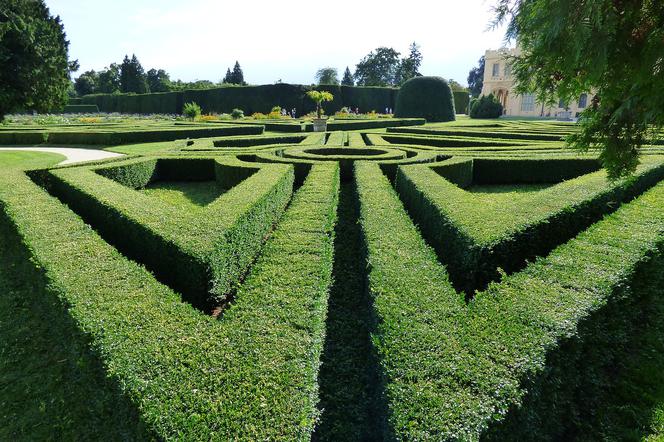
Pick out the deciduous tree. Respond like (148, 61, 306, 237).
(315, 67, 339, 85)
(354, 47, 401, 86)
(467, 56, 485, 97)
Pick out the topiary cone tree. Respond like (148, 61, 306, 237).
(306, 90, 334, 119)
(395, 76, 456, 122)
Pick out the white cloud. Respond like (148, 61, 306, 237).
(49, 0, 510, 85)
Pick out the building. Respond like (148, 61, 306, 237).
(480, 47, 590, 119)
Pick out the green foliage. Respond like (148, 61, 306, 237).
(395, 42, 422, 85)
(119, 54, 148, 94)
(231, 108, 244, 119)
(453, 91, 470, 114)
(395, 76, 455, 122)
(182, 101, 201, 119)
(354, 47, 401, 86)
(62, 104, 99, 113)
(96, 63, 121, 94)
(341, 66, 354, 86)
(395, 157, 664, 292)
(146, 68, 171, 93)
(0, 162, 339, 439)
(74, 70, 98, 96)
(469, 93, 503, 119)
(493, 0, 664, 178)
(0, 0, 76, 119)
(316, 67, 339, 85)
(307, 90, 334, 118)
(222, 61, 246, 85)
(467, 55, 485, 97)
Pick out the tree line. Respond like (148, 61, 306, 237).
(74, 55, 246, 96)
(314, 42, 468, 93)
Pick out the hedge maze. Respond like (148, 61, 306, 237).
(2, 120, 664, 440)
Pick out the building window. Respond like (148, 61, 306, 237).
(504, 64, 511, 78)
(578, 93, 588, 108)
(521, 94, 535, 112)
(492, 63, 500, 77)
(558, 98, 567, 109)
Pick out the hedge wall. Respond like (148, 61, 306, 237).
(355, 160, 664, 439)
(42, 157, 294, 308)
(1, 162, 340, 439)
(76, 84, 418, 116)
(394, 157, 664, 293)
(63, 104, 99, 113)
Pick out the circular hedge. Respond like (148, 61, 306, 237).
(395, 76, 455, 122)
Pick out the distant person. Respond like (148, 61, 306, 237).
(355, 107, 360, 114)
(385, 107, 389, 114)
(291, 108, 296, 118)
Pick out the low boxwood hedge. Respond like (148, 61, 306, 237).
(394, 156, 664, 292)
(355, 160, 664, 439)
(38, 156, 294, 308)
(0, 161, 339, 439)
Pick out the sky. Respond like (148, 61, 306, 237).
(47, 0, 512, 87)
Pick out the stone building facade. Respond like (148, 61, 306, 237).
(481, 47, 590, 119)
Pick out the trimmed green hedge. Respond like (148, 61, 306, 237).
(355, 160, 664, 439)
(395, 76, 455, 122)
(0, 162, 340, 439)
(380, 133, 528, 148)
(0, 131, 48, 145)
(80, 84, 399, 116)
(62, 104, 99, 113)
(430, 157, 474, 188)
(395, 157, 664, 292)
(40, 157, 294, 308)
(387, 126, 566, 141)
(45, 125, 264, 145)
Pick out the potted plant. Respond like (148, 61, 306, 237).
(306, 90, 333, 132)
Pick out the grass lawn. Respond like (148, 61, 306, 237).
(139, 181, 226, 210)
(0, 150, 65, 170)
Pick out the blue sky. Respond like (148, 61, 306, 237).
(47, 0, 511, 86)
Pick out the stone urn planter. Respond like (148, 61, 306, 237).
(312, 118, 328, 132)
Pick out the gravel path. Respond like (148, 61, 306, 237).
(0, 147, 124, 165)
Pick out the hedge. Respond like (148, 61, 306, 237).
(62, 104, 99, 113)
(453, 91, 470, 114)
(0, 162, 340, 439)
(0, 131, 48, 145)
(38, 156, 294, 308)
(80, 84, 399, 116)
(386, 126, 566, 141)
(395, 76, 456, 122)
(394, 156, 664, 293)
(45, 124, 264, 145)
(355, 160, 664, 439)
(380, 133, 528, 148)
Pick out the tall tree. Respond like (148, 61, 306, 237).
(494, 0, 664, 178)
(396, 42, 423, 85)
(97, 63, 121, 94)
(222, 68, 233, 84)
(341, 67, 354, 86)
(315, 67, 339, 85)
(448, 79, 467, 92)
(354, 47, 401, 86)
(74, 70, 99, 96)
(146, 68, 171, 93)
(120, 54, 148, 94)
(0, 0, 77, 120)
(467, 56, 485, 97)
(230, 61, 246, 85)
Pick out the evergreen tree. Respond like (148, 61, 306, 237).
(222, 68, 232, 84)
(97, 63, 121, 94)
(494, 0, 664, 178)
(0, 0, 77, 119)
(120, 54, 148, 94)
(230, 61, 245, 85)
(146, 68, 171, 92)
(396, 42, 423, 85)
(341, 67, 354, 86)
(467, 56, 484, 97)
(74, 70, 99, 96)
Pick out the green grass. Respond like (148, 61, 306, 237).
(140, 181, 226, 210)
(0, 150, 65, 169)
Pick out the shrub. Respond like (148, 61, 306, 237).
(182, 101, 201, 119)
(469, 93, 503, 118)
(394, 76, 456, 122)
(231, 108, 244, 119)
